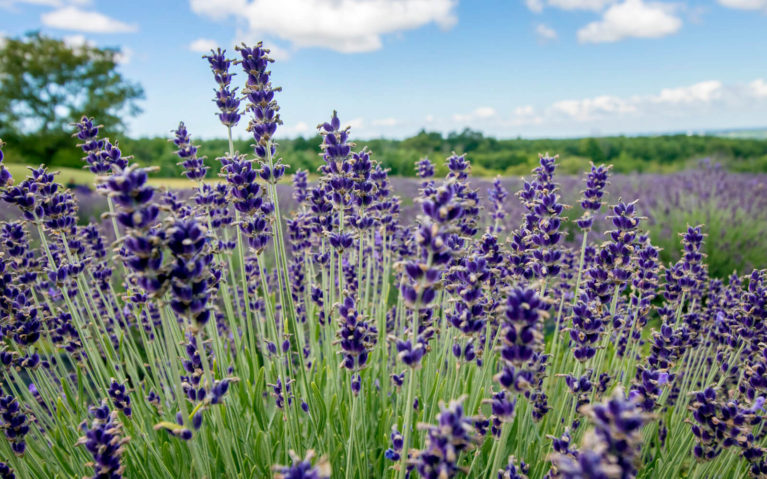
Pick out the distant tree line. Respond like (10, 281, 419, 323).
(3, 127, 767, 178)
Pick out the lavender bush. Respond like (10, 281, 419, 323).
(0, 43, 765, 479)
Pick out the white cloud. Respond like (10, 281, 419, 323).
(347, 117, 365, 129)
(535, 23, 557, 41)
(750, 79, 767, 98)
(473, 106, 496, 118)
(717, 0, 767, 11)
(653, 80, 722, 104)
(577, 0, 681, 43)
(432, 79, 766, 136)
(41, 6, 138, 33)
(190, 0, 458, 53)
(372, 117, 399, 127)
(552, 95, 636, 121)
(453, 106, 497, 123)
(510, 105, 542, 125)
(281, 121, 311, 136)
(529, 79, 765, 126)
(0, 0, 86, 8)
(1, 0, 59, 6)
(189, 37, 218, 53)
(60, 34, 132, 63)
(514, 105, 535, 116)
(548, 0, 615, 10)
(525, 0, 544, 13)
(264, 43, 292, 60)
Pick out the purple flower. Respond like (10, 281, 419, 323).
(498, 455, 529, 479)
(0, 140, 12, 187)
(335, 296, 377, 371)
(166, 218, 214, 331)
(108, 378, 132, 417)
(172, 122, 208, 181)
(488, 177, 509, 233)
(576, 163, 611, 231)
(412, 397, 480, 479)
(273, 450, 331, 479)
(76, 403, 129, 479)
(204, 48, 241, 127)
(385, 425, 404, 461)
(0, 462, 14, 479)
(0, 390, 30, 456)
(237, 42, 281, 157)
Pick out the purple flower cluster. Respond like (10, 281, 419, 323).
(0, 140, 11, 187)
(551, 389, 647, 479)
(76, 403, 129, 479)
(273, 450, 331, 479)
(173, 122, 208, 181)
(166, 218, 214, 331)
(689, 387, 767, 474)
(204, 48, 241, 128)
(0, 389, 29, 456)
(496, 286, 549, 395)
(335, 296, 377, 373)
(74, 116, 128, 175)
(576, 164, 610, 231)
(237, 42, 281, 158)
(411, 397, 479, 479)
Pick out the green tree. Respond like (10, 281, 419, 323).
(0, 32, 143, 166)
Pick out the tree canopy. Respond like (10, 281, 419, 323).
(0, 32, 143, 165)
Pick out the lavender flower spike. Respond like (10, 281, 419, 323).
(273, 450, 331, 479)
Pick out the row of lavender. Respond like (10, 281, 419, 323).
(0, 42, 764, 479)
(6, 165, 763, 281)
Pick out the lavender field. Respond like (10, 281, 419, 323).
(0, 42, 766, 479)
(6, 164, 764, 279)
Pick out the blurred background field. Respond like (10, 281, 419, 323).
(4, 157, 765, 280)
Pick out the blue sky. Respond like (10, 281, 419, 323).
(1, 0, 766, 139)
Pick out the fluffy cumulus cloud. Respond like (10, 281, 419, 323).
(453, 106, 497, 123)
(189, 0, 458, 53)
(189, 37, 219, 53)
(60, 34, 132, 63)
(525, 0, 544, 13)
(653, 80, 723, 104)
(535, 23, 557, 41)
(372, 117, 399, 127)
(751, 79, 767, 98)
(417, 78, 767, 137)
(535, 79, 765, 124)
(41, 6, 138, 33)
(551, 95, 637, 121)
(281, 121, 311, 136)
(577, 0, 681, 43)
(717, 0, 767, 10)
